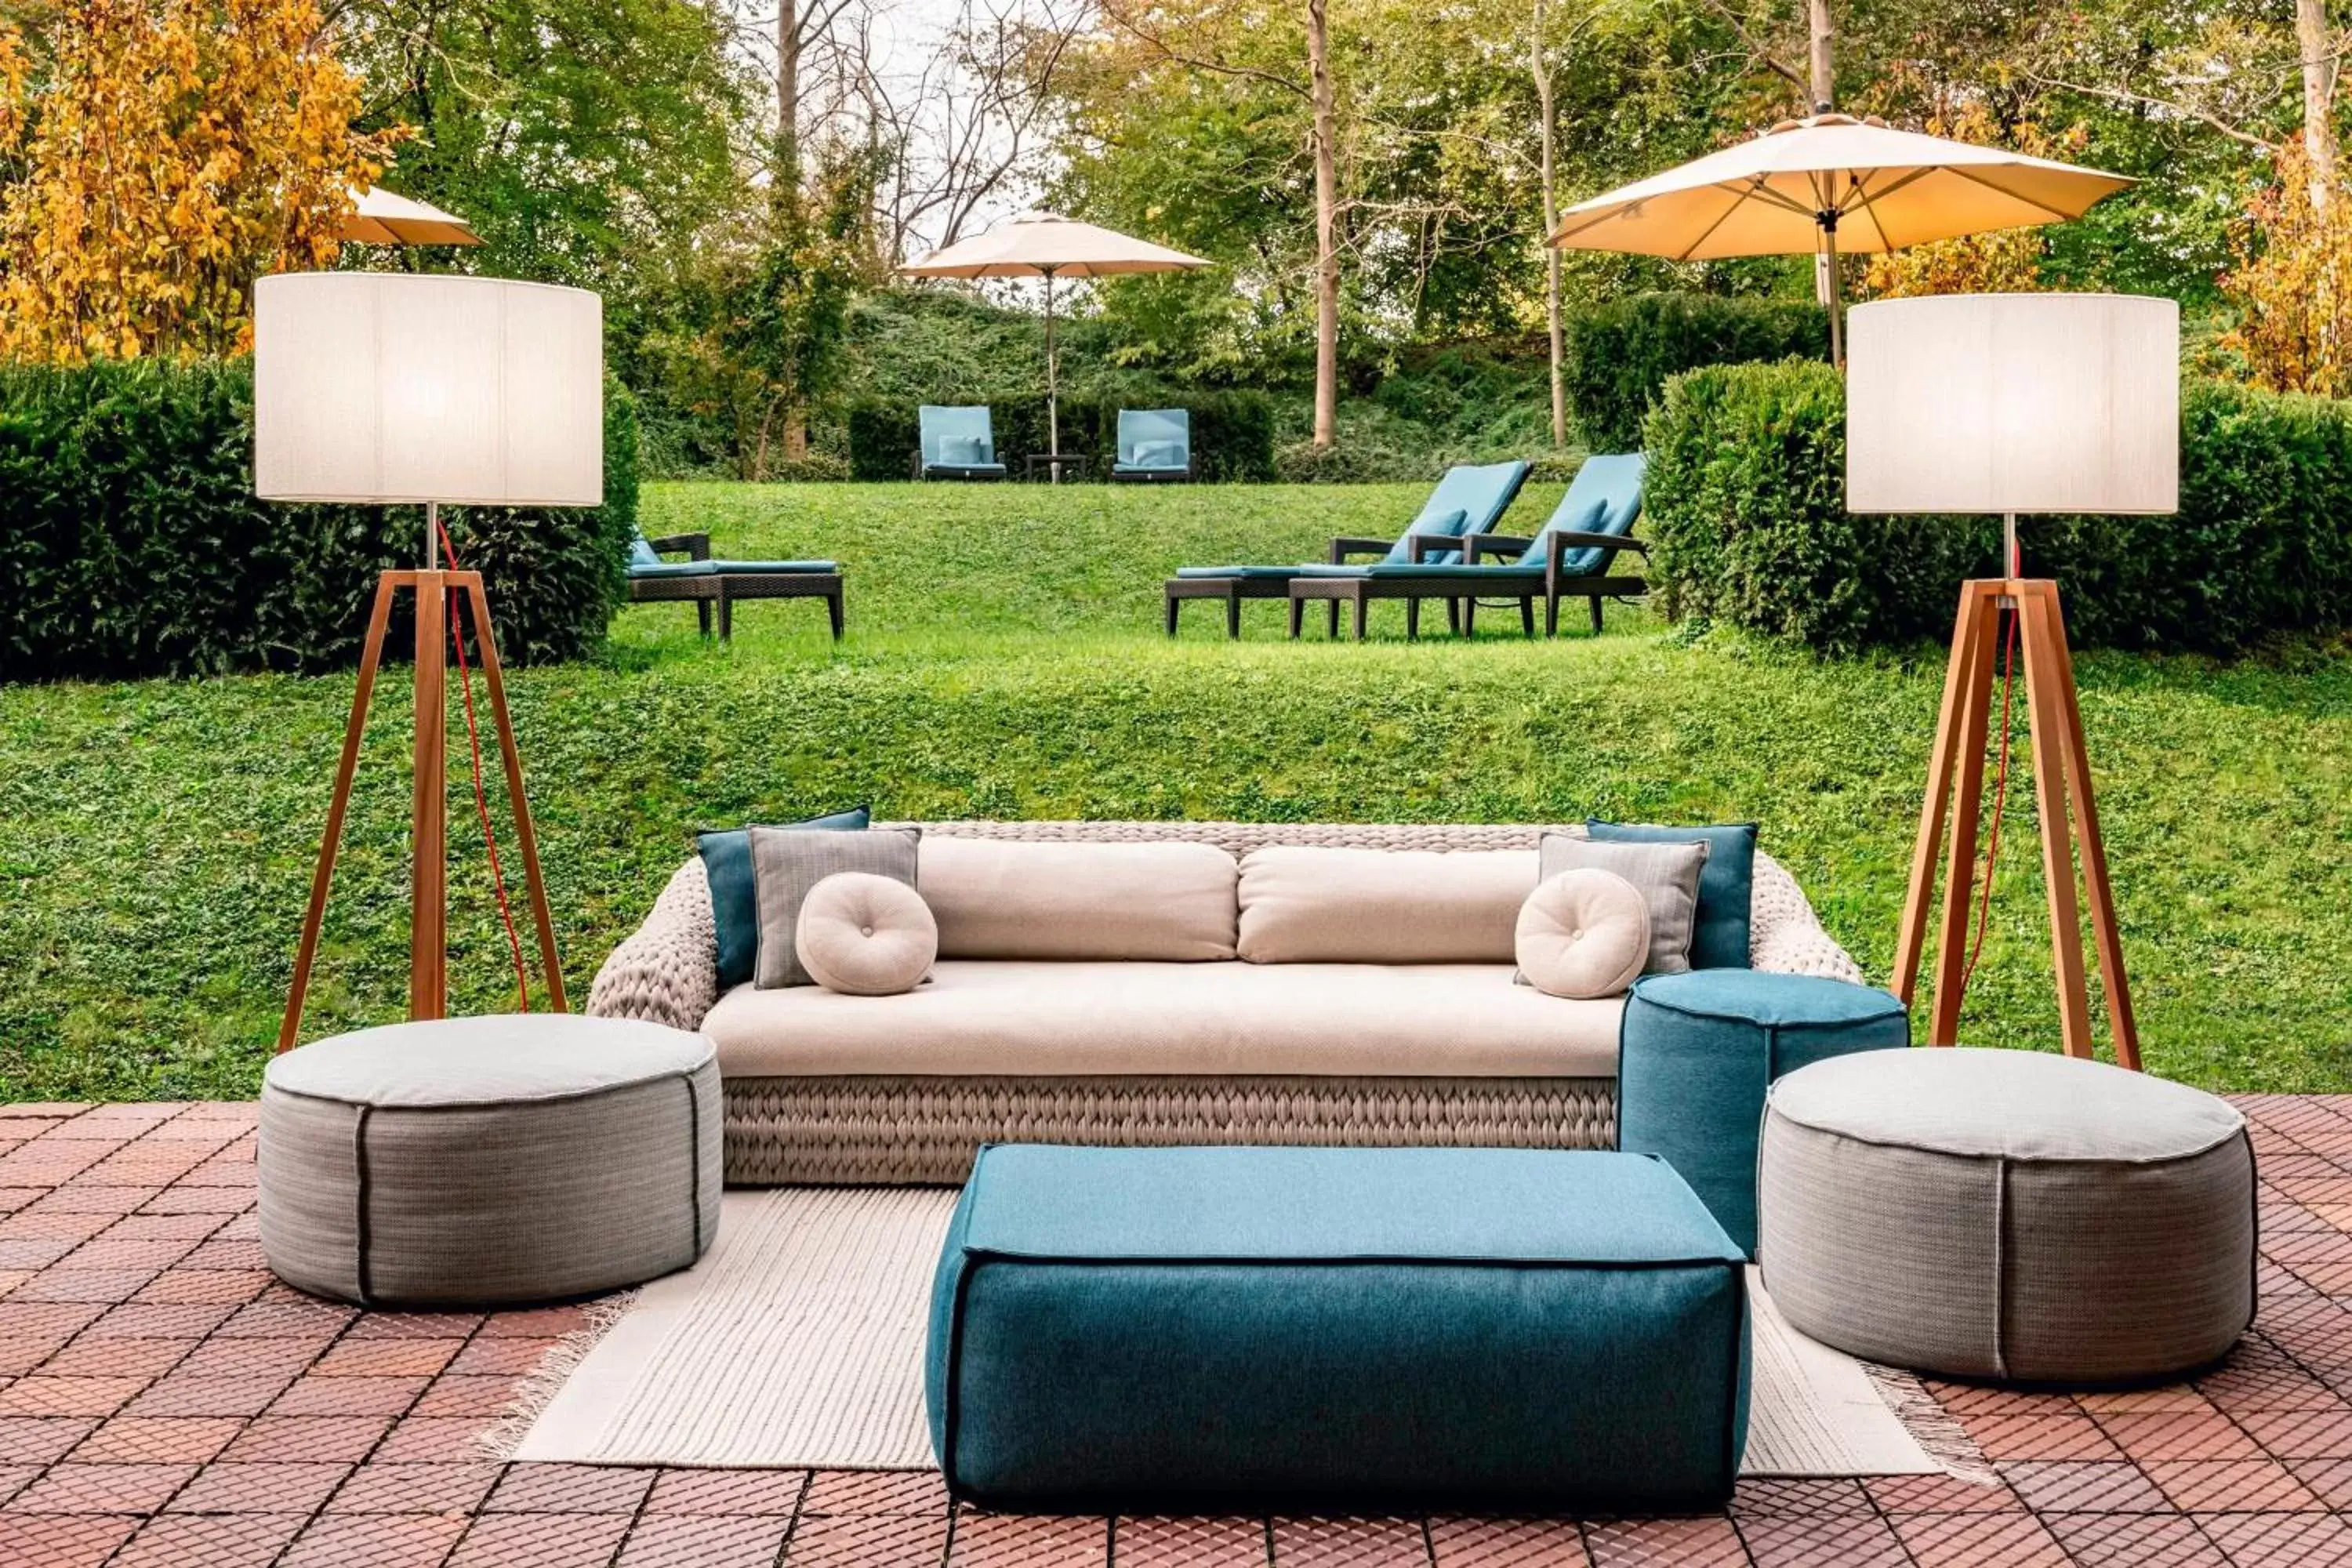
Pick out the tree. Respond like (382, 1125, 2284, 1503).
(1306, 0, 1340, 447)
(0, 0, 395, 362)
(1532, 0, 1566, 448)
(2223, 143, 2352, 393)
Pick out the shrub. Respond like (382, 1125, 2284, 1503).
(1564, 292, 1829, 452)
(1641, 361, 2352, 655)
(844, 390, 1276, 482)
(0, 358, 637, 681)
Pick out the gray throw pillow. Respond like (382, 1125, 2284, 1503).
(750, 826, 920, 988)
(1539, 831, 1709, 975)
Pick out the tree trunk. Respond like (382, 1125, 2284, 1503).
(1809, 0, 1835, 307)
(1807, 0, 1834, 113)
(1308, 0, 1340, 449)
(2299, 0, 2337, 215)
(1532, 0, 1566, 448)
(778, 0, 802, 192)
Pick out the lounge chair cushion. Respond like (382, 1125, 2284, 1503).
(918, 837, 1238, 961)
(628, 559, 718, 579)
(1588, 821, 1757, 971)
(1118, 408, 1191, 468)
(1237, 846, 1536, 964)
(797, 873, 938, 996)
(1379, 507, 1472, 564)
(1174, 564, 1321, 580)
(701, 959, 1623, 1079)
(698, 807, 869, 989)
(706, 559, 838, 574)
(1551, 453, 1648, 576)
(747, 826, 921, 989)
(1541, 833, 1709, 975)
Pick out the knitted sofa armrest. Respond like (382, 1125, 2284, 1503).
(587, 857, 720, 1032)
(1748, 850, 1866, 985)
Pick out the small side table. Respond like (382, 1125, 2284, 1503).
(1024, 452, 1092, 482)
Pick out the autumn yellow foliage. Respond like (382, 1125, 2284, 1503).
(1860, 105, 2067, 300)
(2221, 145, 2352, 398)
(0, 0, 401, 363)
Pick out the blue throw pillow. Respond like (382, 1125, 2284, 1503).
(628, 536, 662, 569)
(1381, 507, 1472, 564)
(1129, 440, 1185, 468)
(699, 807, 871, 988)
(1586, 821, 1758, 971)
(943, 436, 990, 466)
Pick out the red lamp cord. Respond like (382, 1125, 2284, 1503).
(434, 520, 533, 1013)
(1960, 535, 2023, 993)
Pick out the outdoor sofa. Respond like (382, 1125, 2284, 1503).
(1288, 452, 1647, 639)
(626, 533, 845, 641)
(586, 818, 1864, 1185)
(1165, 459, 1532, 637)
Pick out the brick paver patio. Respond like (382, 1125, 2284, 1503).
(2, 1094, 2350, 1566)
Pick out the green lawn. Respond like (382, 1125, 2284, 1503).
(3, 480, 2347, 1102)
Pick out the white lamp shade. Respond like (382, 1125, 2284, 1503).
(1846, 293, 2178, 516)
(254, 273, 603, 507)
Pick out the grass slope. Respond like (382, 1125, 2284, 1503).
(3, 480, 2347, 1101)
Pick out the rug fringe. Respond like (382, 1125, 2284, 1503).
(1865, 1362, 1998, 1485)
(477, 1290, 641, 1461)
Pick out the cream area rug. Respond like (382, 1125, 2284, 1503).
(501, 1189, 1960, 1479)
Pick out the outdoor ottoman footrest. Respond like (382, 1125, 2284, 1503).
(258, 1014, 721, 1307)
(926, 1144, 1749, 1515)
(1617, 971, 1911, 1257)
(1759, 1047, 2256, 1384)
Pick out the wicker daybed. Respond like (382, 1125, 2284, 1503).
(586, 820, 1864, 1185)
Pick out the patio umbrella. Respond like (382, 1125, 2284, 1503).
(1548, 114, 2130, 363)
(341, 186, 483, 247)
(898, 212, 1210, 474)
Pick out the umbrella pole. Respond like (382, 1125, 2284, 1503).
(1822, 218, 1846, 369)
(1044, 270, 1060, 485)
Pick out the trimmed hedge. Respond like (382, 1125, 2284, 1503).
(846, 390, 1276, 482)
(0, 358, 638, 681)
(1641, 360, 2352, 655)
(1565, 292, 1829, 452)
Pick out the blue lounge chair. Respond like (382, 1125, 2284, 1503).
(1163, 459, 1533, 638)
(626, 533, 844, 641)
(1111, 408, 1194, 482)
(1287, 453, 1646, 640)
(915, 405, 1008, 481)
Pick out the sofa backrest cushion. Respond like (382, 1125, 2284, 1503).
(1236, 845, 1537, 964)
(918, 837, 1239, 960)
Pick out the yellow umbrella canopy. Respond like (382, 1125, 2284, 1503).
(899, 213, 1210, 465)
(340, 187, 483, 247)
(1548, 114, 2131, 359)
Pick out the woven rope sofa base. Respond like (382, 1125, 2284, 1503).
(721, 1074, 1618, 1185)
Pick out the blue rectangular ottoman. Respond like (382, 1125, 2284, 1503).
(925, 1145, 1749, 1513)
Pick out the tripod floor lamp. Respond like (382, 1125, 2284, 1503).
(1846, 293, 2179, 1069)
(255, 273, 605, 1049)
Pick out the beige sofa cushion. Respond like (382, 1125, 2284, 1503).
(1236, 846, 1537, 964)
(702, 960, 1621, 1080)
(797, 873, 937, 996)
(917, 837, 1239, 961)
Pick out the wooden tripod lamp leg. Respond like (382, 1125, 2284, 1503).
(459, 577, 568, 1011)
(1896, 583, 1992, 1015)
(278, 576, 400, 1054)
(1926, 586, 2001, 1048)
(411, 572, 450, 1022)
(2039, 590, 2140, 1069)
(2017, 583, 2105, 1063)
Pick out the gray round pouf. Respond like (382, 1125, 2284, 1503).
(259, 1014, 720, 1307)
(1759, 1048, 2255, 1385)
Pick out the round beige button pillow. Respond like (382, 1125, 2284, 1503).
(1515, 869, 1651, 999)
(796, 873, 937, 996)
